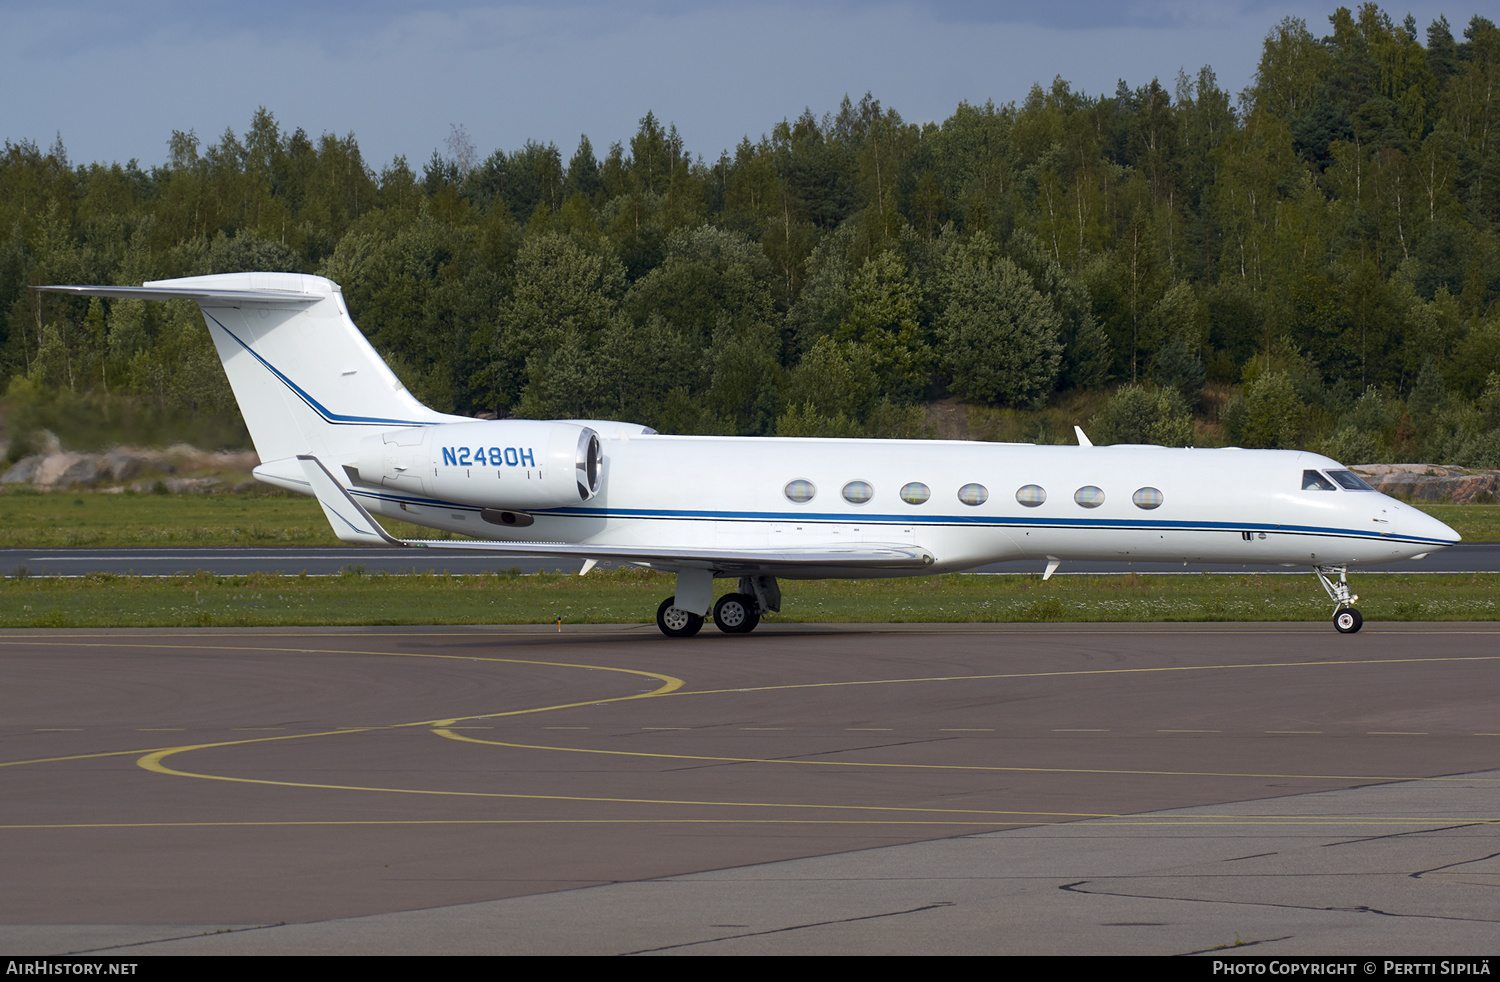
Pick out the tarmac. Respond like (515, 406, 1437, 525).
(2, 622, 1497, 956)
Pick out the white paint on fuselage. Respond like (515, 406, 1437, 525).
(348, 435, 1459, 577)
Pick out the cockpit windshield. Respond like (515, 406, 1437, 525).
(1326, 469, 1376, 491)
(1302, 469, 1376, 491)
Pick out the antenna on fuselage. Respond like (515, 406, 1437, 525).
(1074, 425, 1092, 447)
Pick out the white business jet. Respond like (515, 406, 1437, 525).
(38, 273, 1459, 637)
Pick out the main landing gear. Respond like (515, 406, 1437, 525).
(655, 596, 703, 638)
(712, 592, 760, 633)
(1314, 565, 1363, 634)
(655, 573, 780, 638)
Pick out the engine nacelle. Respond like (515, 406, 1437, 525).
(357, 420, 601, 510)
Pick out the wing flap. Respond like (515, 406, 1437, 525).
(395, 538, 936, 570)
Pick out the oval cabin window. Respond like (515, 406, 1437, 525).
(842, 481, 874, 504)
(1132, 487, 1164, 509)
(1074, 486, 1105, 508)
(784, 479, 816, 503)
(958, 483, 989, 506)
(1016, 485, 1046, 507)
(900, 482, 930, 505)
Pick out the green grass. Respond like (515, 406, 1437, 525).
(1, 489, 1495, 547)
(0, 568, 1493, 629)
(0, 488, 472, 547)
(0, 488, 334, 547)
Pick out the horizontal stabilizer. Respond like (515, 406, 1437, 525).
(35, 284, 319, 306)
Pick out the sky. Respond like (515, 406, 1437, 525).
(1, 1, 1477, 172)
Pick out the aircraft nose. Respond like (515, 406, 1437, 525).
(1402, 504, 1461, 547)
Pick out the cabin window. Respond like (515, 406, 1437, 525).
(1326, 469, 1376, 491)
(1015, 485, 1046, 507)
(900, 482, 930, 505)
(784, 479, 816, 503)
(958, 483, 988, 506)
(1132, 487, 1164, 509)
(842, 480, 874, 504)
(1301, 470, 1336, 491)
(1074, 486, 1105, 508)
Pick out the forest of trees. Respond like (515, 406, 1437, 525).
(3, 4, 1500, 466)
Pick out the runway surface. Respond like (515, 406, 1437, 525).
(3, 622, 1498, 955)
(4, 542, 1498, 576)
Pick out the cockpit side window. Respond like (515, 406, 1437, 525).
(1302, 470, 1337, 491)
(1326, 469, 1376, 491)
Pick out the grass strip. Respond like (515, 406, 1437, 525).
(0, 568, 1494, 629)
(0, 489, 460, 547)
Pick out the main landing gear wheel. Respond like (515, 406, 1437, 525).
(656, 596, 703, 638)
(713, 593, 761, 634)
(1334, 608, 1363, 634)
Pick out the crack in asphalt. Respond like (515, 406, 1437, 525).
(621, 901, 957, 954)
(1410, 850, 1500, 880)
(1058, 879, 1500, 924)
(1325, 821, 1500, 848)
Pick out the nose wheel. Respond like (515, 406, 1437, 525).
(1315, 566, 1363, 634)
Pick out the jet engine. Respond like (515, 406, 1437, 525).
(357, 420, 601, 510)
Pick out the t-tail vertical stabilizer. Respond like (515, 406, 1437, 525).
(36, 273, 463, 480)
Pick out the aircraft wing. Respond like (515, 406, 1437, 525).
(298, 456, 935, 571)
(387, 538, 936, 571)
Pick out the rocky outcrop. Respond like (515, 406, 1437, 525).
(1352, 464, 1500, 504)
(1, 446, 259, 492)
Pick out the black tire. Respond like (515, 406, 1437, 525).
(713, 593, 761, 634)
(656, 596, 703, 638)
(1334, 608, 1363, 634)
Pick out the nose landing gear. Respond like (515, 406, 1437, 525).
(1315, 566, 1363, 633)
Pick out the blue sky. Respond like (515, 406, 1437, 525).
(2, 1, 1472, 171)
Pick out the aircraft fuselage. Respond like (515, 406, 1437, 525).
(337, 434, 1455, 577)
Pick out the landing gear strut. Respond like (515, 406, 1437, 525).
(1314, 566, 1363, 634)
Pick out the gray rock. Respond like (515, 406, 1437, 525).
(44, 454, 109, 488)
(0, 445, 260, 493)
(163, 477, 223, 494)
(1355, 463, 1469, 477)
(1359, 471, 1500, 504)
(102, 449, 147, 482)
(1, 455, 44, 484)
